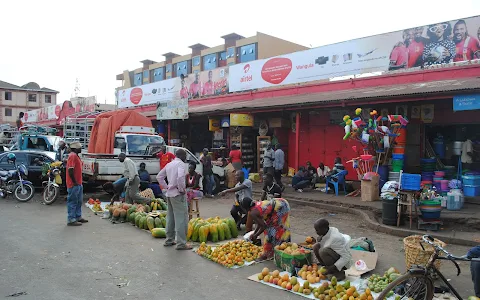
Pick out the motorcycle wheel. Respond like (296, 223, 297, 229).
(14, 183, 35, 202)
(43, 184, 59, 205)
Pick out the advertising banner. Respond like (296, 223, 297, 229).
(117, 67, 229, 110)
(156, 98, 189, 120)
(23, 96, 96, 124)
(229, 15, 480, 92)
(117, 78, 181, 109)
(230, 113, 254, 127)
(181, 67, 229, 100)
(453, 94, 480, 111)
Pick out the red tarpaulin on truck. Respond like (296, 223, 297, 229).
(87, 110, 152, 154)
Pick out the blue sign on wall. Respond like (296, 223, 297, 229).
(453, 94, 480, 111)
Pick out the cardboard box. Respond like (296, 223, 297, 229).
(361, 175, 380, 201)
(269, 118, 290, 128)
(225, 163, 236, 188)
(345, 249, 378, 277)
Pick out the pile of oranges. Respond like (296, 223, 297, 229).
(297, 264, 327, 283)
(197, 240, 262, 268)
(257, 264, 376, 300)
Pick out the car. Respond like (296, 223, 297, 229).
(0, 151, 54, 187)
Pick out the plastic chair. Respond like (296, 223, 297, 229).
(325, 170, 348, 196)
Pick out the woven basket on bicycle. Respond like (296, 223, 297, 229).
(403, 235, 446, 270)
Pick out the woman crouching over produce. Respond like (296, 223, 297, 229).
(241, 197, 291, 261)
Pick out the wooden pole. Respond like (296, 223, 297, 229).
(295, 112, 300, 170)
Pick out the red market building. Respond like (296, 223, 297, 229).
(129, 63, 480, 180)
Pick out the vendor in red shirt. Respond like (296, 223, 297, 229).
(156, 145, 175, 170)
(202, 70, 214, 96)
(453, 20, 480, 62)
(229, 144, 243, 171)
(66, 142, 87, 226)
(189, 72, 201, 99)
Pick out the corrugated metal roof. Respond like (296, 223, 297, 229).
(189, 78, 480, 114)
(0, 80, 58, 93)
(0, 80, 20, 89)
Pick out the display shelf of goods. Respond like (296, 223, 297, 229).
(251, 265, 366, 300)
(187, 217, 239, 243)
(196, 240, 262, 268)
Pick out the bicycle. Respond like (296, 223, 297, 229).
(377, 234, 480, 300)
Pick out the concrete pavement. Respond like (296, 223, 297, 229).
(0, 192, 477, 299)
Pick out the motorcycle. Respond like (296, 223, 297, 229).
(42, 163, 63, 205)
(0, 163, 35, 202)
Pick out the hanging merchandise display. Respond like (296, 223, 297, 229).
(341, 108, 409, 181)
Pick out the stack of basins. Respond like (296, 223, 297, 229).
(433, 171, 449, 196)
(390, 127, 406, 184)
(463, 173, 480, 197)
(419, 198, 443, 220)
(443, 166, 456, 180)
(421, 158, 436, 189)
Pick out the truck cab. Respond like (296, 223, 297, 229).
(10, 134, 62, 153)
(112, 126, 165, 156)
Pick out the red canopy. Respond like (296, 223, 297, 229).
(88, 110, 152, 154)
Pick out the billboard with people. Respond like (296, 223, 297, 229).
(23, 96, 96, 124)
(229, 15, 480, 92)
(118, 67, 229, 110)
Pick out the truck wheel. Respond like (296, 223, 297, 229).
(213, 175, 222, 195)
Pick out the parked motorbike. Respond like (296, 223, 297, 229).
(0, 163, 35, 202)
(42, 163, 63, 205)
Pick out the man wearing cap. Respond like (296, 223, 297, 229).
(66, 142, 87, 226)
(118, 153, 151, 204)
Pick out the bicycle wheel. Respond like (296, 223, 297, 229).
(376, 272, 434, 300)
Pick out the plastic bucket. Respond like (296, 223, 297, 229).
(392, 154, 405, 160)
(374, 165, 389, 189)
(396, 128, 407, 144)
(464, 185, 480, 197)
(440, 180, 449, 191)
(382, 198, 398, 226)
(462, 175, 480, 186)
(393, 146, 405, 154)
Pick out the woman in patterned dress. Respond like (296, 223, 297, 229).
(241, 197, 291, 260)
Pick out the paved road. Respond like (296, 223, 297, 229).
(0, 192, 476, 299)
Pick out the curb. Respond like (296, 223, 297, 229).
(253, 191, 478, 247)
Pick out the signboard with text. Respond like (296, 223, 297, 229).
(453, 94, 480, 111)
(229, 15, 480, 92)
(117, 78, 181, 109)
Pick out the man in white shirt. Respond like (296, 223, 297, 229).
(461, 138, 474, 171)
(263, 143, 275, 176)
(157, 149, 191, 250)
(312, 218, 353, 281)
(118, 153, 151, 205)
(313, 163, 331, 185)
(274, 144, 285, 190)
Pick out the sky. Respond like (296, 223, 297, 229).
(1, 0, 480, 106)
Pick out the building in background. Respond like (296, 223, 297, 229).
(0, 80, 58, 125)
(115, 32, 308, 90)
